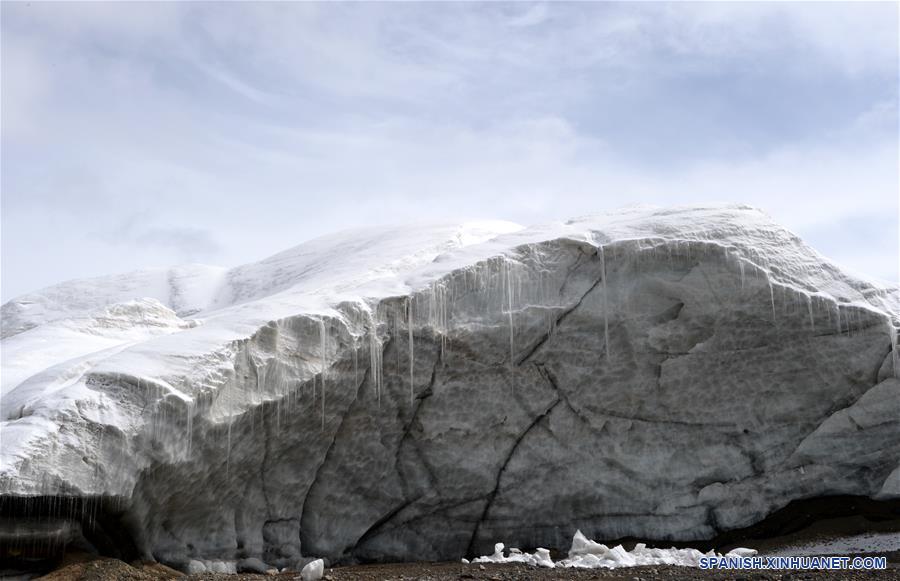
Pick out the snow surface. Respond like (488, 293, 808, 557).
(471, 530, 757, 569)
(1, 204, 897, 496)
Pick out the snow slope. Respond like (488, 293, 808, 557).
(1, 220, 525, 491)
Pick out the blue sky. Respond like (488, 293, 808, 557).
(2, 2, 897, 300)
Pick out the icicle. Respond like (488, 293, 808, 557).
(353, 344, 359, 387)
(225, 419, 232, 477)
(185, 399, 195, 460)
(768, 280, 777, 324)
(257, 359, 266, 393)
(890, 321, 899, 379)
(806, 295, 815, 330)
(441, 283, 447, 358)
(368, 309, 383, 407)
(835, 304, 842, 336)
(599, 245, 610, 360)
(275, 392, 281, 432)
(408, 297, 415, 405)
(394, 305, 401, 379)
(429, 281, 448, 360)
(505, 258, 515, 364)
(319, 317, 327, 430)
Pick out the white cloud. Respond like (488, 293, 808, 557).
(0, 2, 896, 299)
(0, 34, 51, 140)
(508, 4, 549, 28)
(779, 1, 899, 76)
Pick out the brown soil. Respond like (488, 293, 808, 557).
(34, 557, 181, 581)
(26, 510, 900, 581)
(29, 558, 900, 581)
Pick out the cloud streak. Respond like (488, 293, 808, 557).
(1, 2, 897, 299)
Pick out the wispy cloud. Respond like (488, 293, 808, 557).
(508, 4, 549, 28)
(94, 212, 222, 263)
(1, 2, 897, 299)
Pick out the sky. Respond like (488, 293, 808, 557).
(1, 1, 898, 301)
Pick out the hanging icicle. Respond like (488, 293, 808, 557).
(367, 307, 383, 408)
(599, 245, 610, 360)
(505, 258, 515, 365)
(319, 317, 327, 430)
(408, 297, 415, 405)
(890, 321, 899, 379)
(768, 280, 777, 324)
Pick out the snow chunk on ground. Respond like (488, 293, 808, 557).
(300, 558, 324, 581)
(185, 559, 236, 574)
(472, 530, 756, 569)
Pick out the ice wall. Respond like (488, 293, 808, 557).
(1, 205, 897, 570)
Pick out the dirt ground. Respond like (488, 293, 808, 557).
(25, 557, 900, 581)
(19, 513, 900, 581)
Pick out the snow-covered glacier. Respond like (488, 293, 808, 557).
(1, 205, 898, 570)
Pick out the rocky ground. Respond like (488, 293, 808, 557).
(24, 557, 900, 581)
(14, 515, 900, 581)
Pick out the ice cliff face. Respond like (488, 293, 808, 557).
(1, 205, 898, 569)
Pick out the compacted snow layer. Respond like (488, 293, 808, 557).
(472, 531, 757, 569)
(1, 205, 898, 570)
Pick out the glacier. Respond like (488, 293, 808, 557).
(1, 205, 898, 571)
